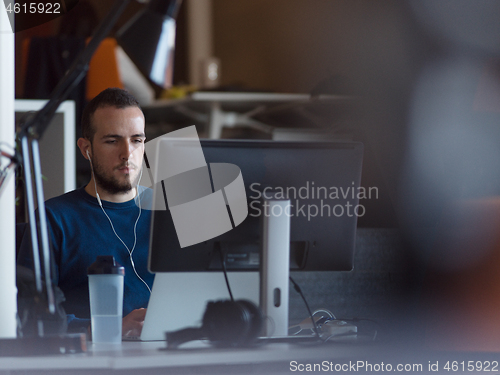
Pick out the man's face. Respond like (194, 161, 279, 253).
(89, 106, 146, 195)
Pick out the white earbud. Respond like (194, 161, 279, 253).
(87, 149, 102, 206)
(96, 192, 102, 207)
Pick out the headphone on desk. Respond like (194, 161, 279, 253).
(166, 299, 264, 349)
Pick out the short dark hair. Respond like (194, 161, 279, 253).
(81, 87, 141, 142)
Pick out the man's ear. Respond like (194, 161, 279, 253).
(77, 138, 91, 160)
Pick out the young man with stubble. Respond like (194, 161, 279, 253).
(19, 88, 154, 337)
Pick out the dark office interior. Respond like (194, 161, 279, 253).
(12, 0, 500, 357)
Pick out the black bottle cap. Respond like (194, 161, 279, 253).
(87, 256, 125, 275)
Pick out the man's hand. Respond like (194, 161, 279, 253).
(122, 308, 147, 337)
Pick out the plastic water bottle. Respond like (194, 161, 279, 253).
(88, 256, 124, 344)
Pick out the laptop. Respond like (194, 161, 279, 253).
(139, 272, 259, 341)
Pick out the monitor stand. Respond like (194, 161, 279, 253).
(260, 198, 290, 337)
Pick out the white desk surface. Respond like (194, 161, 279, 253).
(0, 340, 372, 372)
(0, 340, 495, 374)
(144, 92, 352, 114)
(142, 92, 354, 121)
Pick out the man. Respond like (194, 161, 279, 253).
(20, 88, 154, 336)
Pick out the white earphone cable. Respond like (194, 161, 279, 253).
(88, 152, 151, 294)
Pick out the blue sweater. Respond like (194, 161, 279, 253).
(19, 187, 155, 330)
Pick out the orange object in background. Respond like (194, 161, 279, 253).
(86, 38, 123, 101)
(21, 37, 123, 101)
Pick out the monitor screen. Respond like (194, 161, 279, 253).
(148, 140, 363, 272)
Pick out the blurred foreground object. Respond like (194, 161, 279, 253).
(424, 198, 500, 351)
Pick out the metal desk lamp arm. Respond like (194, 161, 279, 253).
(16, 0, 133, 318)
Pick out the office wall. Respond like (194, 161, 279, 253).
(212, 0, 427, 228)
(212, 0, 421, 94)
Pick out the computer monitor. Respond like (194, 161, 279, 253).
(141, 139, 363, 341)
(148, 140, 364, 273)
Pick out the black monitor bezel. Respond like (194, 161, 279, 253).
(147, 139, 363, 273)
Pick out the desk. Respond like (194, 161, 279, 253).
(0, 340, 370, 374)
(0, 340, 498, 374)
(143, 92, 355, 139)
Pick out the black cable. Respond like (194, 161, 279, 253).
(218, 246, 234, 301)
(289, 276, 321, 340)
